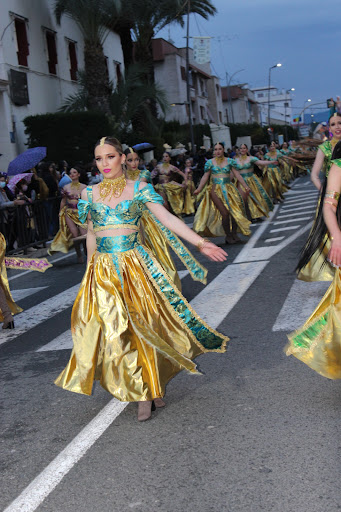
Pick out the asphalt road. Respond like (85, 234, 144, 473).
(1, 176, 339, 512)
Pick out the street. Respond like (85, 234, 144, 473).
(1, 176, 339, 512)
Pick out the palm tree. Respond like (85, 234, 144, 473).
(55, 0, 121, 115)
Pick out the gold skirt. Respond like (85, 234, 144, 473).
(155, 182, 184, 216)
(286, 269, 341, 379)
(0, 233, 22, 322)
(243, 174, 273, 216)
(298, 235, 334, 282)
(48, 207, 84, 255)
(262, 167, 284, 200)
(183, 181, 196, 215)
(55, 244, 228, 401)
(193, 182, 251, 237)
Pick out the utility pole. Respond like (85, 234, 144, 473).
(185, 0, 195, 153)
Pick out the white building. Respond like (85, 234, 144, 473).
(221, 84, 260, 124)
(0, 0, 124, 170)
(152, 38, 224, 126)
(252, 86, 293, 126)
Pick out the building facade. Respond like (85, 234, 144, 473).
(152, 38, 224, 127)
(0, 0, 124, 170)
(251, 86, 293, 126)
(221, 84, 260, 124)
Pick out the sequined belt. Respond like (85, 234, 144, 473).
(212, 177, 230, 184)
(96, 233, 140, 253)
(240, 171, 254, 178)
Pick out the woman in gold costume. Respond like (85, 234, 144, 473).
(262, 141, 288, 202)
(152, 152, 185, 216)
(124, 147, 152, 183)
(49, 168, 87, 263)
(297, 113, 341, 282)
(182, 157, 196, 215)
(286, 141, 341, 379)
(232, 144, 273, 221)
(55, 137, 228, 422)
(193, 142, 251, 244)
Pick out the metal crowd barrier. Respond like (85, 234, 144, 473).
(0, 197, 61, 255)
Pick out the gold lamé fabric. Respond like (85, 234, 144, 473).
(0, 233, 23, 321)
(183, 180, 196, 215)
(48, 206, 84, 255)
(298, 234, 334, 282)
(237, 174, 269, 219)
(193, 181, 251, 237)
(155, 182, 184, 216)
(140, 211, 182, 291)
(286, 269, 341, 379)
(55, 245, 228, 401)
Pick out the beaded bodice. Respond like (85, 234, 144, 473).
(78, 182, 163, 233)
(204, 159, 234, 175)
(232, 156, 258, 171)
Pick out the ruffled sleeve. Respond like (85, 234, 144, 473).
(331, 158, 341, 169)
(319, 141, 330, 157)
(139, 170, 152, 183)
(136, 184, 164, 205)
(251, 156, 259, 163)
(204, 160, 213, 173)
(77, 199, 90, 224)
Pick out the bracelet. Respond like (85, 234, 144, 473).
(196, 238, 209, 251)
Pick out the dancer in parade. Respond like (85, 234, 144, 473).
(152, 152, 185, 216)
(124, 147, 152, 183)
(55, 137, 228, 422)
(297, 113, 341, 282)
(193, 142, 251, 244)
(286, 141, 341, 379)
(49, 167, 87, 263)
(279, 142, 294, 182)
(232, 144, 273, 220)
(262, 141, 288, 202)
(182, 157, 196, 215)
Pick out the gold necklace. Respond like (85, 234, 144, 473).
(70, 181, 81, 189)
(215, 156, 225, 165)
(239, 154, 248, 161)
(99, 175, 126, 201)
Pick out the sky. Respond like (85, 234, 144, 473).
(158, 0, 341, 120)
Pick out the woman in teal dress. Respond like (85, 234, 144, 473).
(193, 142, 251, 244)
(263, 141, 288, 202)
(55, 137, 228, 422)
(232, 143, 273, 220)
(286, 142, 341, 379)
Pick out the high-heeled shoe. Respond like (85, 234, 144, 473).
(137, 400, 156, 421)
(2, 320, 14, 329)
(154, 398, 166, 408)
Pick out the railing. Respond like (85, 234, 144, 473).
(0, 197, 61, 255)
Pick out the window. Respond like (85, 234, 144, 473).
(104, 56, 109, 80)
(216, 84, 220, 95)
(46, 31, 58, 75)
(14, 17, 29, 66)
(219, 111, 223, 123)
(115, 62, 122, 83)
(284, 102, 289, 107)
(258, 93, 264, 98)
(181, 66, 186, 81)
(200, 106, 205, 119)
(68, 41, 78, 81)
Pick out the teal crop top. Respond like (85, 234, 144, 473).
(78, 181, 164, 233)
(204, 158, 234, 174)
(232, 156, 259, 171)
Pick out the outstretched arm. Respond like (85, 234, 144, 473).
(146, 201, 227, 262)
(323, 163, 341, 266)
(194, 171, 210, 195)
(310, 148, 325, 191)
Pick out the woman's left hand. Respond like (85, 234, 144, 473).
(200, 241, 228, 262)
(328, 236, 341, 268)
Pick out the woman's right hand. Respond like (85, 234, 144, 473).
(200, 241, 228, 262)
(193, 189, 200, 196)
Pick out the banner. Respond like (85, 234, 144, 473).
(292, 116, 301, 124)
(193, 37, 211, 64)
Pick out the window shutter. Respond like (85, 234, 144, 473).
(46, 32, 58, 75)
(15, 18, 29, 66)
(68, 42, 78, 81)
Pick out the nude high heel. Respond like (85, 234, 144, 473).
(137, 400, 156, 421)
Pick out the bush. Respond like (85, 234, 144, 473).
(24, 112, 114, 164)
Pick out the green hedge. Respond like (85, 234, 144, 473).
(227, 122, 299, 146)
(24, 112, 114, 164)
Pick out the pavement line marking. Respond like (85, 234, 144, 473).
(178, 270, 190, 279)
(2, 399, 128, 512)
(37, 330, 72, 352)
(281, 204, 318, 212)
(264, 236, 285, 243)
(270, 225, 300, 233)
(285, 190, 318, 196)
(272, 279, 331, 331)
(8, 253, 75, 282)
(0, 284, 79, 346)
(11, 287, 49, 302)
(282, 197, 317, 206)
(277, 210, 315, 219)
(273, 217, 311, 225)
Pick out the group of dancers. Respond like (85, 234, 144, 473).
(3, 123, 340, 423)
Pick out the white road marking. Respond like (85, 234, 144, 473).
(3, 399, 128, 512)
(8, 253, 75, 282)
(285, 190, 318, 197)
(11, 287, 48, 302)
(270, 225, 301, 233)
(281, 204, 318, 212)
(178, 270, 190, 279)
(37, 330, 72, 352)
(0, 284, 79, 346)
(282, 197, 317, 206)
(272, 279, 331, 331)
(264, 237, 285, 243)
(273, 217, 312, 225)
(277, 210, 315, 219)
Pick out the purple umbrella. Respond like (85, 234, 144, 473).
(7, 147, 47, 176)
(132, 143, 155, 153)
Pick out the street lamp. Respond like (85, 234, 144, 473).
(225, 69, 245, 123)
(284, 87, 295, 141)
(267, 63, 282, 127)
(298, 98, 312, 124)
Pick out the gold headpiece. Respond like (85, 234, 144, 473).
(99, 136, 107, 146)
(333, 113, 338, 117)
(129, 147, 134, 154)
